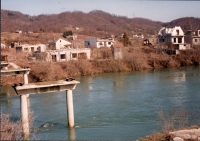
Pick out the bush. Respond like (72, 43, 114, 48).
(63, 30, 73, 38)
(0, 112, 35, 140)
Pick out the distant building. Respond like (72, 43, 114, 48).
(15, 44, 46, 53)
(192, 27, 200, 46)
(15, 30, 22, 33)
(84, 38, 115, 48)
(133, 34, 144, 38)
(33, 48, 90, 62)
(158, 26, 190, 50)
(75, 27, 79, 30)
(48, 38, 71, 50)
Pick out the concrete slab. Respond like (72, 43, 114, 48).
(1, 68, 31, 76)
(15, 80, 80, 95)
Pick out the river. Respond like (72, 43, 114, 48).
(1, 66, 200, 140)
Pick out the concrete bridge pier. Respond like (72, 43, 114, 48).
(23, 73, 29, 85)
(20, 94, 30, 139)
(23, 72, 30, 100)
(22, 72, 30, 139)
(66, 90, 74, 127)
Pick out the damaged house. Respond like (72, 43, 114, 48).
(158, 26, 190, 50)
(33, 38, 90, 62)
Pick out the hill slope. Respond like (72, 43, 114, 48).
(1, 9, 200, 37)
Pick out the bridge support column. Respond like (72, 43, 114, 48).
(23, 73, 30, 107)
(20, 94, 29, 139)
(66, 90, 74, 127)
(23, 73, 29, 85)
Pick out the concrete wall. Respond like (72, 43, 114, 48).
(174, 44, 190, 50)
(171, 26, 184, 36)
(84, 38, 98, 48)
(16, 44, 46, 53)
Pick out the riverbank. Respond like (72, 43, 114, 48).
(139, 126, 200, 141)
(1, 46, 200, 86)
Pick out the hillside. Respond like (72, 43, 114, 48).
(2, 9, 200, 38)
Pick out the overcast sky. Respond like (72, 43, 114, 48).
(2, 0, 200, 22)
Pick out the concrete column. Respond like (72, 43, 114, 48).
(23, 73, 29, 84)
(23, 73, 30, 107)
(66, 90, 74, 127)
(20, 95, 29, 138)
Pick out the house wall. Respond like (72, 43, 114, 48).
(84, 38, 98, 48)
(36, 48, 91, 62)
(193, 37, 200, 45)
(85, 38, 114, 48)
(16, 44, 46, 53)
(55, 38, 71, 50)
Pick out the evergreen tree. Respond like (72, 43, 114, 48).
(122, 32, 132, 47)
(63, 30, 73, 38)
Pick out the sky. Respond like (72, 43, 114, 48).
(1, 0, 200, 22)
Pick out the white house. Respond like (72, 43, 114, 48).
(33, 48, 90, 62)
(15, 30, 22, 33)
(158, 26, 189, 50)
(84, 38, 115, 48)
(15, 44, 46, 53)
(193, 28, 200, 46)
(48, 38, 72, 50)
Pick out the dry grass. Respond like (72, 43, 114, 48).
(139, 108, 200, 141)
(0, 112, 35, 140)
(158, 107, 200, 133)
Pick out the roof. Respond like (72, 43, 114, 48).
(158, 26, 184, 36)
(48, 38, 71, 45)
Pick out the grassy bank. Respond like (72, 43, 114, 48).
(1, 46, 200, 86)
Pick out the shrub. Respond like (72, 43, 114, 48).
(0, 112, 35, 140)
(63, 30, 73, 38)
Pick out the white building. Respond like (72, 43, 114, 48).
(84, 38, 115, 48)
(34, 48, 90, 62)
(15, 44, 46, 53)
(15, 30, 22, 33)
(133, 34, 144, 38)
(48, 38, 72, 50)
(158, 26, 189, 50)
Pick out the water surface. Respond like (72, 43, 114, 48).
(1, 66, 200, 140)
